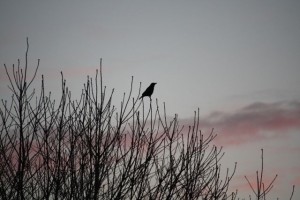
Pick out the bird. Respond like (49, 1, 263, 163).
(139, 83, 157, 100)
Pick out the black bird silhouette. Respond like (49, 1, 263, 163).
(139, 83, 157, 100)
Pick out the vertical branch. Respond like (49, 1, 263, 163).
(289, 185, 295, 200)
(245, 149, 278, 200)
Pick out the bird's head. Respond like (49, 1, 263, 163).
(151, 82, 157, 86)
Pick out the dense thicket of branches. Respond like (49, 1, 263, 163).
(0, 40, 294, 200)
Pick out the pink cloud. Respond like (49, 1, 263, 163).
(282, 167, 300, 186)
(182, 101, 300, 146)
(292, 176, 300, 185)
(39, 66, 99, 79)
(0, 67, 9, 81)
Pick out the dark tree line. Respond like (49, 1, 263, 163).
(0, 39, 294, 200)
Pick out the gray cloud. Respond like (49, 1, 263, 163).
(182, 101, 300, 146)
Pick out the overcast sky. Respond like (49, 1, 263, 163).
(1, 0, 300, 198)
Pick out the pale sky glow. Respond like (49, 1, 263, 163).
(1, 0, 300, 198)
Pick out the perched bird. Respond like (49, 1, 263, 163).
(139, 83, 157, 100)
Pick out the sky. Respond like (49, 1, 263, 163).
(1, 0, 300, 199)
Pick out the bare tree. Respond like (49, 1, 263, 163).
(0, 39, 294, 200)
(244, 149, 295, 200)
